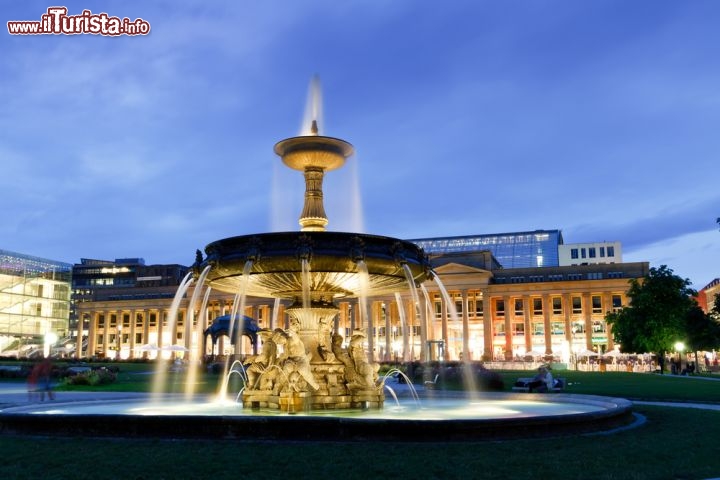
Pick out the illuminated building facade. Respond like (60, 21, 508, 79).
(0, 249, 72, 357)
(71, 258, 190, 358)
(411, 230, 562, 268)
(559, 241, 622, 266)
(72, 235, 649, 363)
(698, 278, 720, 314)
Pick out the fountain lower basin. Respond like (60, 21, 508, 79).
(0, 392, 634, 441)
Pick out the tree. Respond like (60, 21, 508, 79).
(605, 265, 697, 374)
(685, 303, 720, 368)
(711, 293, 720, 322)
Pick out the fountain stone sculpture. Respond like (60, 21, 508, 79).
(195, 108, 432, 411)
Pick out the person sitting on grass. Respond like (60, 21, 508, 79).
(527, 365, 553, 393)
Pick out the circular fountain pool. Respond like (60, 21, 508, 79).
(0, 392, 634, 442)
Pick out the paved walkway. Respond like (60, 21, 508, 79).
(0, 381, 149, 411)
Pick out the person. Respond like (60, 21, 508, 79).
(27, 361, 41, 401)
(527, 365, 553, 393)
(37, 357, 55, 401)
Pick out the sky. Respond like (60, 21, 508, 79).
(1, 1, 718, 289)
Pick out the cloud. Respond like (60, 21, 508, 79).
(567, 196, 720, 251)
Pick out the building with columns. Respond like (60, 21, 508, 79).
(72, 247, 649, 363)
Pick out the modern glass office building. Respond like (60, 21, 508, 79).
(409, 230, 563, 269)
(0, 249, 72, 356)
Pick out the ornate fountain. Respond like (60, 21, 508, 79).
(194, 88, 432, 411)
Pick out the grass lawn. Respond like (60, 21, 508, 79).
(1, 365, 720, 480)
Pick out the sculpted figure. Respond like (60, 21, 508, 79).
(347, 331, 380, 390)
(272, 326, 319, 392)
(245, 330, 279, 390)
(331, 333, 357, 387)
(317, 315, 336, 362)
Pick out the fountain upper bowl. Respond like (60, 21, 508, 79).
(200, 231, 432, 298)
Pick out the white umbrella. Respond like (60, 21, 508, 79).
(136, 343, 160, 352)
(603, 350, 623, 358)
(161, 345, 189, 352)
(577, 349, 599, 358)
(525, 350, 544, 358)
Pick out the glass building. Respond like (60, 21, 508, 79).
(0, 249, 72, 357)
(409, 230, 563, 269)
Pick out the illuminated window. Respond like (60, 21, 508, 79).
(495, 299, 505, 316)
(572, 297, 582, 314)
(552, 297, 562, 315)
(533, 322, 544, 335)
(533, 298, 543, 316)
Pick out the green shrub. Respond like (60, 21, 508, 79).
(63, 368, 117, 386)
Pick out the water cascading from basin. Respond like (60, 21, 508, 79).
(151, 271, 194, 403)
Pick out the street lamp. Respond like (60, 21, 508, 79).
(674, 341, 685, 373)
(43, 332, 58, 358)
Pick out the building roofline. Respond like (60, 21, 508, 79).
(408, 229, 562, 243)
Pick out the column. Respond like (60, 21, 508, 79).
(461, 290, 470, 361)
(482, 290, 492, 361)
(101, 310, 110, 358)
(142, 309, 150, 358)
(583, 293, 593, 350)
(405, 296, 415, 362)
(542, 294, 552, 356)
(129, 310, 137, 359)
(418, 292, 428, 362)
(366, 301, 376, 363)
(562, 294, 573, 345)
(603, 292, 614, 350)
(268, 303, 275, 330)
(503, 295, 512, 360)
(86, 311, 96, 359)
(349, 299, 357, 333)
(158, 310, 165, 349)
(77, 310, 87, 359)
(523, 296, 532, 353)
(440, 294, 449, 361)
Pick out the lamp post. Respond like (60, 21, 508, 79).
(674, 341, 685, 374)
(43, 332, 58, 359)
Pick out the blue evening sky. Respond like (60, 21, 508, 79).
(1, 1, 718, 289)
